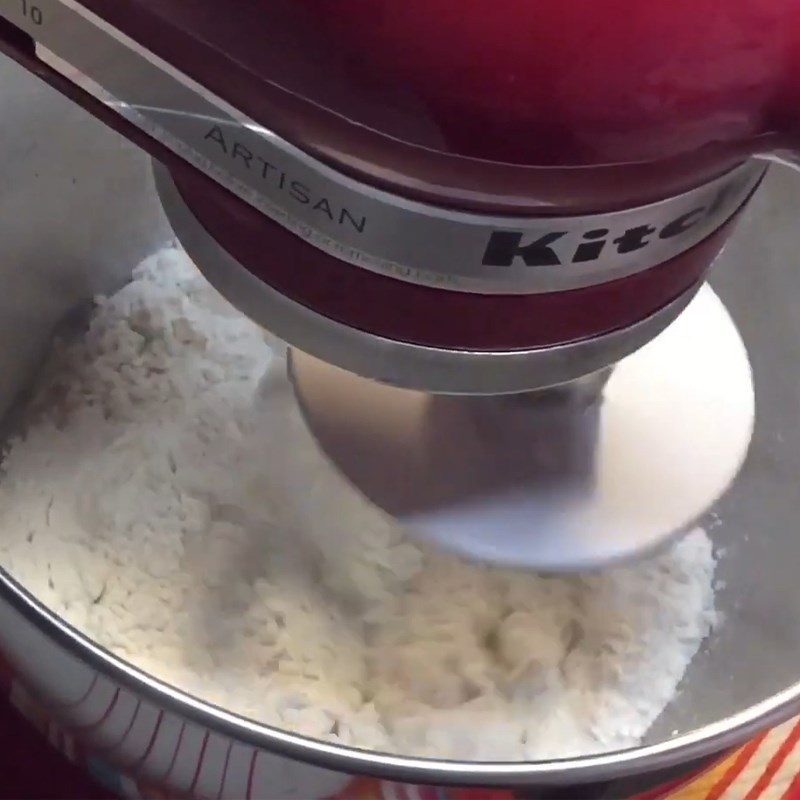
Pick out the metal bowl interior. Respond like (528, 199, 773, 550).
(1, 51, 800, 787)
(642, 162, 800, 743)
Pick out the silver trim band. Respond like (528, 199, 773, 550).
(0, 0, 765, 294)
(154, 163, 700, 395)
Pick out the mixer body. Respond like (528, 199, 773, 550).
(0, 0, 796, 393)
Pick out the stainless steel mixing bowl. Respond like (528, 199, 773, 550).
(1, 51, 800, 799)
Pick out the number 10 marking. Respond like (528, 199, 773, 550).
(20, 0, 43, 25)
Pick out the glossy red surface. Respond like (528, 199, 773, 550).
(74, 0, 800, 212)
(305, 1, 799, 166)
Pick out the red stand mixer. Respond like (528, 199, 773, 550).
(2, 5, 800, 799)
(0, 0, 796, 568)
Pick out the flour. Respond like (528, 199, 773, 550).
(0, 248, 718, 761)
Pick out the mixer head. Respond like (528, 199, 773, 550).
(0, 0, 768, 568)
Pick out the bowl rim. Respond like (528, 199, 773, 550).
(1, 565, 798, 788)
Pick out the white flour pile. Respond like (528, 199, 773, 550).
(0, 248, 717, 761)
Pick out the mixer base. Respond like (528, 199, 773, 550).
(290, 284, 755, 570)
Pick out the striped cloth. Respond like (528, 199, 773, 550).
(327, 721, 800, 800)
(654, 718, 800, 800)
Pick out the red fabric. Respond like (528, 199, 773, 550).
(0, 698, 109, 800)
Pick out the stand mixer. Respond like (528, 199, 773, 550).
(0, 0, 796, 569)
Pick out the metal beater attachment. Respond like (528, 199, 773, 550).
(290, 286, 755, 571)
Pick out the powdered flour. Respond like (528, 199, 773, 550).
(0, 248, 717, 760)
